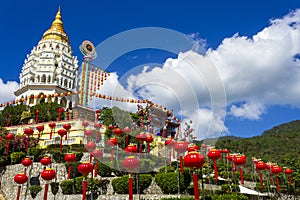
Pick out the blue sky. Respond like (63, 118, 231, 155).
(0, 0, 300, 138)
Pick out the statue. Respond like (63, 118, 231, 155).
(136, 100, 153, 128)
(20, 106, 33, 124)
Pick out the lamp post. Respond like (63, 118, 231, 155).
(184, 151, 205, 200)
(41, 168, 56, 200)
(14, 173, 28, 200)
(122, 156, 140, 200)
(78, 162, 94, 200)
(64, 153, 76, 179)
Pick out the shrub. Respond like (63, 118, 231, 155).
(159, 166, 175, 173)
(75, 152, 83, 161)
(47, 149, 64, 163)
(60, 179, 74, 194)
(71, 144, 86, 152)
(27, 148, 45, 162)
(75, 176, 84, 194)
(29, 185, 42, 199)
(211, 193, 248, 200)
(97, 161, 116, 177)
(161, 198, 194, 200)
(155, 172, 191, 194)
(112, 174, 152, 194)
(10, 151, 26, 164)
(50, 182, 59, 195)
(221, 184, 239, 193)
(65, 162, 81, 179)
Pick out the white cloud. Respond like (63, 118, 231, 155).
(229, 102, 265, 120)
(0, 79, 19, 103)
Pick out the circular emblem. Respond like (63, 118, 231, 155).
(79, 40, 97, 59)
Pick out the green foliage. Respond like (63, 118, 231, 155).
(60, 179, 74, 194)
(0, 105, 27, 126)
(75, 176, 84, 194)
(10, 151, 26, 164)
(70, 144, 86, 152)
(31, 102, 62, 122)
(27, 148, 45, 162)
(47, 149, 65, 163)
(155, 172, 191, 194)
(211, 193, 248, 200)
(65, 162, 81, 179)
(50, 182, 59, 195)
(160, 198, 194, 200)
(29, 185, 43, 199)
(97, 161, 116, 177)
(112, 174, 152, 194)
(159, 165, 175, 173)
(221, 184, 240, 193)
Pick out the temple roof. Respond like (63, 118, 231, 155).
(41, 7, 69, 44)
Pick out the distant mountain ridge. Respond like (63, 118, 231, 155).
(212, 120, 300, 165)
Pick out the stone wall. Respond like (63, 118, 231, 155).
(0, 159, 190, 200)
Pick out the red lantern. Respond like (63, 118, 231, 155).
(184, 151, 205, 169)
(58, 129, 67, 152)
(91, 149, 103, 177)
(114, 128, 123, 137)
(14, 173, 28, 184)
(94, 123, 102, 141)
(164, 137, 175, 148)
(4, 133, 14, 154)
(108, 124, 114, 130)
(41, 168, 56, 200)
(36, 125, 44, 132)
(123, 127, 131, 133)
(82, 121, 89, 128)
(136, 133, 147, 142)
(36, 125, 44, 142)
(233, 155, 246, 185)
(22, 157, 33, 168)
(86, 141, 97, 152)
(123, 127, 131, 145)
(41, 168, 56, 181)
(125, 144, 138, 154)
(84, 130, 93, 140)
(14, 173, 28, 200)
(174, 141, 189, 174)
(64, 153, 76, 179)
(271, 165, 282, 191)
(40, 156, 51, 166)
(146, 133, 153, 154)
(64, 153, 76, 163)
(122, 156, 140, 173)
(24, 128, 34, 136)
(48, 122, 56, 139)
(284, 168, 293, 186)
(108, 137, 118, 146)
(207, 149, 221, 181)
(184, 151, 205, 200)
(78, 162, 94, 177)
(222, 149, 230, 154)
(91, 149, 103, 160)
(122, 156, 140, 200)
(5, 133, 14, 141)
(227, 154, 233, 161)
(256, 161, 267, 189)
(188, 144, 199, 152)
(35, 110, 40, 124)
(58, 107, 64, 121)
(78, 162, 93, 200)
(63, 123, 71, 140)
(95, 109, 101, 121)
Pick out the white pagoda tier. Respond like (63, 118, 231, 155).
(14, 8, 79, 108)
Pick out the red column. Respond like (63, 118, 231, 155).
(129, 174, 133, 200)
(43, 183, 49, 200)
(193, 172, 199, 200)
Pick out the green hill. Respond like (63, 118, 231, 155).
(214, 120, 300, 165)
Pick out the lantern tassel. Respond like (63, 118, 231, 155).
(239, 168, 244, 185)
(35, 114, 38, 124)
(68, 165, 72, 179)
(169, 150, 172, 165)
(25, 137, 28, 151)
(125, 135, 129, 146)
(148, 143, 150, 154)
(16, 185, 21, 200)
(94, 162, 98, 177)
(276, 176, 280, 191)
(214, 160, 218, 182)
(193, 172, 199, 200)
(180, 156, 184, 174)
(129, 174, 133, 200)
(82, 180, 87, 200)
(288, 176, 292, 186)
(60, 137, 62, 152)
(110, 149, 114, 161)
(96, 131, 99, 142)
(5, 143, 9, 155)
(50, 129, 52, 139)
(43, 183, 49, 200)
(58, 113, 61, 121)
(259, 173, 264, 189)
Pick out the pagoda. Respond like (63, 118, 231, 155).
(14, 7, 79, 109)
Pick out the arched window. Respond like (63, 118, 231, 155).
(69, 81, 72, 88)
(36, 75, 40, 83)
(54, 97, 58, 104)
(60, 97, 67, 107)
(47, 75, 51, 83)
(29, 94, 34, 104)
(41, 74, 46, 83)
(64, 79, 68, 87)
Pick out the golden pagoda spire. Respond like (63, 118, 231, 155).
(41, 7, 69, 43)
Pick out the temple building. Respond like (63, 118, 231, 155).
(14, 8, 79, 109)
